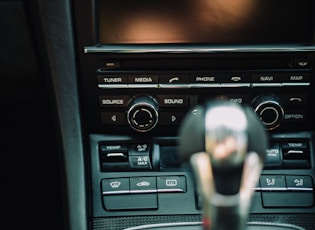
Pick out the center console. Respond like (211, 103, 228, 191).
(73, 1, 315, 229)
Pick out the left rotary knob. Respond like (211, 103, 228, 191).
(126, 96, 159, 132)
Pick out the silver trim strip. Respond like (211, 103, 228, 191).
(287, 187, 313, 191)
(159, 84, 190, 89)
(103, 190, 130, 195)
(220, 83, 251, 88)
(157, 189, 185, 193)
(124, 221, 306, 230)
(252, 83, 282, 87)
(124, 222, 202, 230)
(127, 84, 159, 88)
(260, 188, 287, 191)
(107, 153, 126, 157)
(102, 187, 313, 195)
(98, 82, 311, 89)
(190, 83, 221, 88)
(98, 84, 128, 89)
(85, 45, 315, 54)
(282, 82, 310, 86)
(130, 189, 157, 194)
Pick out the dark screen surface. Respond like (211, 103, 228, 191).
(98, 0, 312, 45)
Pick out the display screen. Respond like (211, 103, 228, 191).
(98, 0, 313, 45)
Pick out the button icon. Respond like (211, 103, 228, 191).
(136, 144, 148, 152)
(266, 178, 276, 186)
(169, 77, 179, 83)
(111, 115, 117, 122)
(110, 181, 121, 188)
(166, 179, 178, 187)
(136, 181, 151, 187)
(294, 179, 304, 186)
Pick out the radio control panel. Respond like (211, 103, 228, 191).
(78, 53, 314, 135)
(96, 68, 311, 134)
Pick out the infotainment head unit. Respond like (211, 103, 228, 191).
(79, 0, 315, 135)
(89, 0, 315, 55)
(97, 0, 313, 46)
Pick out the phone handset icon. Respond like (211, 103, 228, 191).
(231, 76, 241, 82)
(169, 77, 179, 83)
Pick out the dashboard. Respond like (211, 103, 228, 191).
(2, 1, 315, 230)
(75, 1, 315, 229)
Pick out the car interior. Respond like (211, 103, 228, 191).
(2, 0, 315, 230)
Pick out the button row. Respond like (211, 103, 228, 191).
(197, 174, 313, 209)
(259, 175, 314, 208)
(257, 175, 313, 191)
(99, 95, 190, 108)
(265, 140, 310, 169)
(101, 176, 187, 195)
(99, 93, 308, 108)
(97, 71, 310, 89)
(99, 143, 157, 171)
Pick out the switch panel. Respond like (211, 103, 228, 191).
(265, 139, 311, 169)
(99, 142, 160, 171)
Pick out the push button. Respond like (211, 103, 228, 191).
(129, 144, 150, 155)
(99, 144, 129, 171)
(130, 177, 157, 193)
(282, 72, 310, 85)
(100, 112, 128, 125)
(102, 178, 129, 195)
(159, 75, 189, 88)
(99, 144, 128, 163)
(260, 175, 286, 191)
(99, 95, 130, 107)
(129, 144, 152, 169)
(285, 175, 313, 191)
(252, 72, 281, 86)
(128, 75, 158, 88)
(156, 95, 189, 107)
(264, 143, 282, 168)
(159, 112, 186, 126)
(280, 93, 307, 105)
(282, 141, 310, 168)
(128, 75, 158, 84)
(157, 176, 187, 193)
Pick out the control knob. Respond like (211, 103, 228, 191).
(251, 93, 284, 130)
(126, 96, 159, 132)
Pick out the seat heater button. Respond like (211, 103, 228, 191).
(260, 175, 286, 191)
(285, 175, 313, 191)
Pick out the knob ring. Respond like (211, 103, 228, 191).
(253, 100, 284, 130)
(127, 99, 159, 132)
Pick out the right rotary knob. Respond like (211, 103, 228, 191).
(251, 93, 284, 130)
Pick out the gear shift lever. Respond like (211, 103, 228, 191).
(178, 100, 267, 230)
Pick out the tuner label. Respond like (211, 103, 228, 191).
(97, 75, 127, 84)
